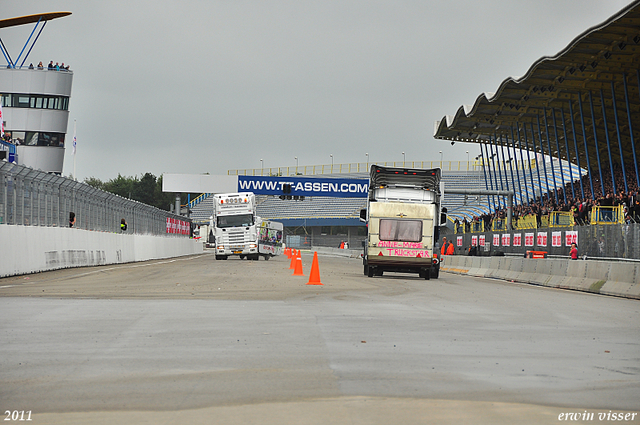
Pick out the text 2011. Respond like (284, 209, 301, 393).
(4, 411, 32, 421)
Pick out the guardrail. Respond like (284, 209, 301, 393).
(590, 205, 624, 225)
(230, 161, 483, 176)
(0, 161, 190, 236)
(549, 211, 575, 227)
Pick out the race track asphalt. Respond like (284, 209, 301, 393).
(1, 251, 638, 424)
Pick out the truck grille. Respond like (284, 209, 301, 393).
(227, 230, 247, 244)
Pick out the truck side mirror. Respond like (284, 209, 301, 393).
(359, 208, 367, 223)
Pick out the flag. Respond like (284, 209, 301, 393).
(72, 121, 76, 155)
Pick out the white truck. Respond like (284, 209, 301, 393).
(212, 192, 260, 260)
(360, 165, 443, 279)
(211, 192, 284, 260)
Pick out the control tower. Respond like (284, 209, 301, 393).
(0, 12, 72, 174)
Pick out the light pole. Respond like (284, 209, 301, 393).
(330, 154, 333, 172)
(365, 152, 369, 171)
(439, 151, 443, 168)
(260, 159, 263, 175)
(466, 151, 469, 170)
(402, 151, 405, 166)
(294, 156, 298, 169)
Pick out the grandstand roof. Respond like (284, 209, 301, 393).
(434, 1, 640, 171)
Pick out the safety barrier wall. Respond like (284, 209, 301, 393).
(0, 225, 203, 278)
(441, 255, 640, 300)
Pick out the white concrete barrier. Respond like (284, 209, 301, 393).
(0, 225, 203, 278)
(440, 255, 639, 300)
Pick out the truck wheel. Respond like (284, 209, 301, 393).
(431, 267, 440, 279)
(367, 266, 374, 277)
(375, 269, 383, 277)
(216, 255, 227, 261)
(264, 255, 271, 261)
(364, 263, 369, 276)
(424, 270, 430, 280)
(240, 255, 245, 260)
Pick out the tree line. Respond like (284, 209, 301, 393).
(84, 173, 199, 212)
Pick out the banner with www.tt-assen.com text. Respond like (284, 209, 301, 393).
(237, 176, 369, 198)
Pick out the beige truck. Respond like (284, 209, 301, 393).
(360, 165, 443, 279)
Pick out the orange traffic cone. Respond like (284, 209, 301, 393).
(285, 247, 290, 258)
(289, 250, 297, 269)
(293, 255, 304, 276)
(306, 252, 322, 285)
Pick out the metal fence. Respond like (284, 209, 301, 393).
(446, 223, 640, 260)
(0, 161, 190, 236)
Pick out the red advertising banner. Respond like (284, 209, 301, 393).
(471, 235, 478, 246)
(552, 231, 562, 247)
(457, 236, 463, 247)
(493, 234, 500, 246)
(537, 232, 547, 247)
(501, 234, 511, 246)
(565, 231, 578, 246)
(479, 235, 486, 247)
(525, 233, 534, 247)
(513, 233, 522, 247)
(166, 217, 189, 235)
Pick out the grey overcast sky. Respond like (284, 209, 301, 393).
(1, 0, 634, 181)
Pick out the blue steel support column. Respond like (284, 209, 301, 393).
(19, 21, 47, 69)
(516, 125, 530, 203)
(599, 89, 617, 195)
(624, 72, 640, 189)
(510, 126, 523, 205)
(499, 134, 514, 195)
(521, 124, 536, 202)
(568, 101, 585, 199)
(578, 94, 595, 199)
(588, 91, 605, 197)
(483, 142, 497, 211)
(495, 134, 508, 203)
(542, 108, 559, 203)
(551, 108, 567, 203)
(536, 115, 552, 202)
(479, 143, 495, 212)
(610, 81, 628, 193)
(14, 17, 43, 68)
(0, 38, 14, 67)
(560, 107, 575, 199)
(529, 122, 545, 202)
(488, 137, 503, 209)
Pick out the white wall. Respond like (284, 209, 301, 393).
(0, 225, 203, 278)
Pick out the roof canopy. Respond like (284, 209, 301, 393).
(434, 1, 640, 169)
(0, 12, 71, 29)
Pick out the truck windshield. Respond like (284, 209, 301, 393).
(379, 219, 422, 242)
(217, 214, 254, 228)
